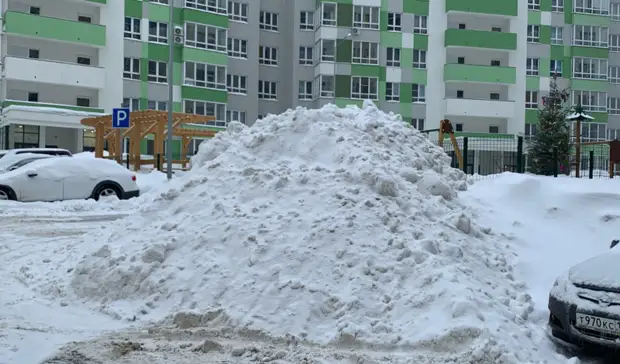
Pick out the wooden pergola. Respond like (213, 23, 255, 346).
(81, 110, 216, 171)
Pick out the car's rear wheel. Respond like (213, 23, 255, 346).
(0, 187, 16, 201)
(94, 185, 120, 201)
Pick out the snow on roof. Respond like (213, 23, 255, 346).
(67, 101, 550, 361)
(1, 104, 105, 117)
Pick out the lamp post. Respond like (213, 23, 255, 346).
(567, 102, 594, 178)
(166, 2, 174, 180)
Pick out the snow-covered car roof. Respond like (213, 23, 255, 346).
(0, 155, 131, 180)
(568, 248, 620, 292)
(0, 153, 53, 171)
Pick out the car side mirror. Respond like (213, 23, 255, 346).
(611, 240, 619, 249)
(26, 170, 37, 178)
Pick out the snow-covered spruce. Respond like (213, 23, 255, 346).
(68, 102, 539, 362)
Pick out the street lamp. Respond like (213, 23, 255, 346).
(166, 3, 174, 180)
(567, 102, 594, 178)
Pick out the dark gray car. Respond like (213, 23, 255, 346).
(548, 240, 620, 349)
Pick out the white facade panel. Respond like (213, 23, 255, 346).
(3, 56, 106, 89)
(445, 98, 516, 119)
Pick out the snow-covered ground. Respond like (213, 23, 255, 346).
(1, 103, 618, 363)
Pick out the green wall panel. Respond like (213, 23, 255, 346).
(335, 75, 351, 98)
(525, 109, 538, 124)
(87, 0, 106, 3)
(351, 65, 385, 80)
(571, 79, 608, 92)
(125, 0, 142, 18)
(401, 49, 413, 69)
(413, 34, 428, 50)
(4, 11, 106, 46)
(181, 87, 228, 103)
(570, 46, 609, 59)
(336, 39, 352, 62)
(403, 0, 429, 14)
(337, 4, 353, 27)
(541, 0, 552, 11)
(381, 32, 402, 48)
(528, 11, 541, 24)
(572, 14, 611, 26)
(411, 69, 427, 84)
(540, 25, 551, 44)
(526, 76, 539, 90)
(335, 99, 363, 108)
(399, 84, 412, 104)
(183, 8, 228, 28)
(444, 29, 517, 50)
(588, 112, 608, 122)
(182, 48, 228, 65)
(445, 0, 517, 16)
(444, 64, 516, 84)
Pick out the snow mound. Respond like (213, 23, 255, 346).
(67, 103, 546, 361)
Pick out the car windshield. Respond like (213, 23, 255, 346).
(7, 157, 46, 171)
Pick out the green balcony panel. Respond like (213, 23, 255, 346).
(444, 29, 517, 50)
(444, 64, 516, 84)
(445, 0, 517, 16)
(86, 0, 106, 4)
(3, 11, 106, 46)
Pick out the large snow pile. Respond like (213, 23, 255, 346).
(65, 102, 552, 362)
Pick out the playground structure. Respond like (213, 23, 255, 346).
(424, 119, 464, 170)
(80, 110, 216, 171)
(573, 117, 620, 178)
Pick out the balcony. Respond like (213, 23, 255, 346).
(445, 98, 515, 118)
(444, 64, 516, 84)
(444, 29, 517, 50)
(445, 0, 517, 17)
(3, 11, 106, 47)
(3, 56, 105, 89)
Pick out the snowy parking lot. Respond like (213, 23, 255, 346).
(1, 103, 620, 364)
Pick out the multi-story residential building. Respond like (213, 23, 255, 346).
(1, 0, 620, 160)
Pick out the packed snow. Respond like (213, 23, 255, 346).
(1, 102, 618, 363)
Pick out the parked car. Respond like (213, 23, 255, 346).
(0, 157, 139, 202)
(0, 153, 57, 173)
(548, 240, 620, 350)
(0, 150, 8, 159)
(1, 148, 72, 159)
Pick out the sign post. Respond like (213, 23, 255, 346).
(112, 108, 130, 129)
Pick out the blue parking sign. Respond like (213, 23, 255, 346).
(112, 108, 130, 128)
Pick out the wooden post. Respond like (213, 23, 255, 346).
(130, 119, 142, 171)
(95, 123, 104, 158)
(181, 136, 191, 169)
(115, 129, 122, 164)
(438, 120, 445, 148)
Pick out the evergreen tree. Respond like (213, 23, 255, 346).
(528, 75, 571, 175)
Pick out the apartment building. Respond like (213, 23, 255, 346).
(1, 0, 620, 157)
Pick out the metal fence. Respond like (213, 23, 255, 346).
(429, 134, 618, 180)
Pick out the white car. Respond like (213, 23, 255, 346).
(0, 153, 57, 173)
(0, 157, 139, 202)
(1, 147, 72, 158)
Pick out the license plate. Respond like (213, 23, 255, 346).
(576, 313, 620, 335)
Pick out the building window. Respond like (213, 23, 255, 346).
(352, 41, 379, 64)
(610, 66, 620, 83)
(123, 57, 140, 80)
(610, 34, 620, 51)
(574, 0, 610, 15)
(183, 100, 226, 127)
(227, 74, 247, 94)
(526, 58, 539, 76)
(550, 59, 563, 77)
(525, 124, 537, 137)
(122, 98, 140, 111)
(28, 49, 39, 59)
(78, 15, 91, 23)
(385, 82, 399, 101)
(351, 76, 378, 99)
(299, 46, 313, 65)
(228, 38, 247, 58)
(300, 11, 315, 30)
(29, 6, 40, 15)
(573, 25, 609, 47)
(184, 62, 226, 89)
(609, 128, 620, 139)
(528, 0, 541, 10)
(228, 1, 248, 22)
(150, 0, 169, 4)
(185, 0, 226, 13)
(185, 23, 227, 52)
(148, 21, 168, 44)
(406, 50, 424, 69)
(77, 56, 91, 65)
(148, 60, 167, 83)
(321, 3, 336, 26)
(314, 75, 334, 97)
(573, 90, 607, 112)
(455, 123, 463, 132)
(552, 0, 564, 12)
(83, 129, 96, 151)
(353, 6, 379, 29)
(489, 126, 499, 134)
(526, 91, 538, 109)
(76, 97, 90, 107)
(490, 93, 500, 100)
(28, 92, 38, 102)
(386, 47, 400, 67)
(147, 100, 167, 110)
(551, 26, 563, 44)
(413, 15, 428, 34)
(298, 81, 313, 100)
(14, 125, 39, 149)
(388, 12, 401, 31)
(457, 90, 464, 98)
(259, 46, 278, 65)
(609, 97, 620, 114)
(527, 25, 540, 42)
(573, 57, 608, 79)
(226, 110, 246, 124)
(124, 17, 141, 40)
(412, 84, 425, 102)
(572, 122, 607, 142)
(490, 60, 501, 66)
(258, 80, 277, 99)
(259, 11, 278, 31)
(319, 39, 335, 61)
(612, 2, 620, 20)
(411, 118, 424, 131)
